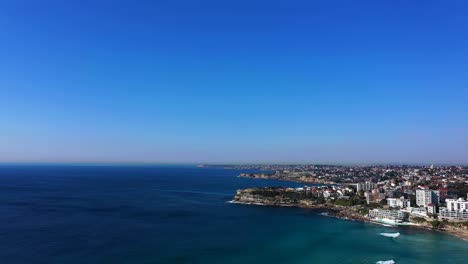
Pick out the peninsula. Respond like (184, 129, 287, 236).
(215, 164, 468, 241)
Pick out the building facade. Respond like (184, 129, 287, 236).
(410, 207, 428, 217)
(356, 181, 376, 192)
(446, 198, 468, 211)
(387, 196, 410, 208)
(439, 209, 468, 219)
(416, 189, 440, 207)
(427, 203, 436, 215)
(439, 198, 468, 220)
(369, 209, 409, 222)
(364, 191, 373, 204)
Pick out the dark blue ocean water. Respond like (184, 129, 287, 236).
(0, 165, 466, 264)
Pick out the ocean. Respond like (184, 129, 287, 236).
(0, 165, 466, 264)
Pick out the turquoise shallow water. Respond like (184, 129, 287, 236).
(0, 165, 466, 264)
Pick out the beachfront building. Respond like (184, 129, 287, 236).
(439, 208, 468, 220)
(427, 203, 436, 215)
(387, 197, 410, 208)
(446, 198, 468, 211)
(416, 189, 440, 207)
(409, 207, 428, 217)
(368, 209, 409, 222)
(439, 198, 468, 220)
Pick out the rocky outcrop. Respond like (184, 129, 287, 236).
(233, 188, 313, 206)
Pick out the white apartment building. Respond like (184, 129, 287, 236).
(439, 198, 468, 220)
(368, 209, 409, 222)
(416, 189, 440, 207)
(427, 204, 437, 215)
(387, 197, 410, 208)
(410, 207, 428, 217)
(446, 198, 468, 211)
(356, 181, 376, 192)
(439, 210, 468, 219)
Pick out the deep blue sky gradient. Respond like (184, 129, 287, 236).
(1, 0, 468, 164)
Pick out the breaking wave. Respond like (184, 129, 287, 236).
(376, 260, 395, 264)
(379, 232, 400, 238)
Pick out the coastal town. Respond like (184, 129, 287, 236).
(203, 164, 468, 240)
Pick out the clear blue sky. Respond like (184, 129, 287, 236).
(1, 0, 467, 164)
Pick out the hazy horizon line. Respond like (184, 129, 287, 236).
(1, 161, 467, 167)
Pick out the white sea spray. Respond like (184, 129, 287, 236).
(379, 232, 400, 238)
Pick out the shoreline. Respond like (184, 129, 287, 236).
(229, 200, 468, 242)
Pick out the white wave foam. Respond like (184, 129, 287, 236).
(376, 260, 395, 264)
(379, 232, 400, 238)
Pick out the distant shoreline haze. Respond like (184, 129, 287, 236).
(1, 162, 468, 167)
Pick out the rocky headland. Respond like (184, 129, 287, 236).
(232, 187, 468, 241)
